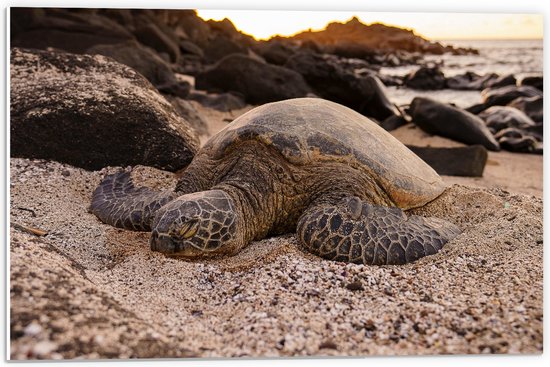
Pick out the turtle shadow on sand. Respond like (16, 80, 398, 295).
(90, 98, 461, 266)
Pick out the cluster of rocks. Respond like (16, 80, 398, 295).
(9, 7, 543, 181)
(391, 64, 543, 93)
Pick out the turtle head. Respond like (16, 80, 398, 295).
(150, 190, 242, 258)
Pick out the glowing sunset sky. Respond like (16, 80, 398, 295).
(197, 10, 543, 41)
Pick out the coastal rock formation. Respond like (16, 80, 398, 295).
(479, 106, 542, 154)
(484, 74, 517, 89)
(467, 85, 543, 114)
(407, 145, 488, 177)
(289, 17, 477, 58)
(195, 54, 312, 104)
(508, 96, 543, 123)
(520, 76, 543, 91)
(284, 51, 400, 120)
(404, 66, 446, 90)
(409, 97, 500, 151)
(10, 8, 134, 53)
(10, 48, 199, 171)
(87, 40, 190, 97)
(445, 72, 499, 91)
(479, 106, 537, 133)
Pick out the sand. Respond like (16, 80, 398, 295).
(9, 104, 543, 359)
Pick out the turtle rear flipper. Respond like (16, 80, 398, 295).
(90, 170, 176, 231)
(297, 197, 460, 265)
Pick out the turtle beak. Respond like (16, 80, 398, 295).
(150, 230, 207, 257)
(150, 230, 176, 253)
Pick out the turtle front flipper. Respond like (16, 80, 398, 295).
(89, 170, 176, 231)
(297, 197, 460, 265)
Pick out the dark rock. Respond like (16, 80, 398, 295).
(257, 40, 296, 65)
(409, 97, 500, 151)
(86, 40, 189, 98)
(284, 51, 400, 120)
(202, 34, 247, 63)
(178, 39, 204, 58)
(479, 106, 536, 133)
(164, 96, 209, 136)
(10, 8, 134, 54)
(508, 96, 543, 123)
(468, 85, 543, 115)
(380, 115, 408, 131)
(288, 17, 476, 56)
(10, 48, 199, 171)
(484, 74, 517, 89)
(520, 76, 543, 91)
(404, 66, 446, 90)
(133, 22, 180, 62)
(195, 54, 312, 104)
(407, 145, 488, 177)
(495, 129, 541, 154)
(481, 85, 542, 107)
(187, 91, 247, 112)
(445, 72, 498, 90)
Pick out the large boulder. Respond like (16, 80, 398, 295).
(409, 97, 500, 151)
(445, 72, 498, 91)
(10, 8, 134, 54)
(404, 66, 446, 90)
(508, 96, 543, 123)
(467, 85, 543, 114)
(132, 22, 180, 62)
(479, 106, 537, 133)
(257, 40, 296, 65)
(407, 145, 488, 177)
(284, 51, 400, 121)
(520, 76, 543, 91)
(86, 40, 190, 97)
(484, 74, 516, 89)
(195, 54, 312, 104)
(10, 48, 199, 171)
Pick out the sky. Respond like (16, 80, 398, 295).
(196, 10, 543, 41)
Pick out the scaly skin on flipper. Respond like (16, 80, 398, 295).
(90, 98, 461, 265)
(89, 170, 176, 231)
(297, 197, 460, 265)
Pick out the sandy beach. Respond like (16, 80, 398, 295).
(9, 106, 543, 358)
(8, 7, 543, 361)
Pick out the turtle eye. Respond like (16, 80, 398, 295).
(178, 220, 199, 239)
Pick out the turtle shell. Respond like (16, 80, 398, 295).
(202, 98, 445, 209)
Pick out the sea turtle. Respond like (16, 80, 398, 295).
(90, 98, 460, 265)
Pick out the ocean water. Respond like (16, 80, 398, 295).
(381, 39, 543, 108)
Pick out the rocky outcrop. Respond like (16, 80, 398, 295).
(467, 85, 543, 114)
(445, 72, 499, 91)
(520, 76, 543, 91)
(10, 8, 134, 54)
(407, 145, 488, 177)
(289, 17, 477, 57)
(284, 51, 400, 121)
(479, 106, 542, 154)
(87, 40, 190, 97)
(404, 66, 446, 90)
(195, 54, 312, 104)
(409, 97, 500, 151)
(10, 48, 199, 171)
(508, 96, 543, 123)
